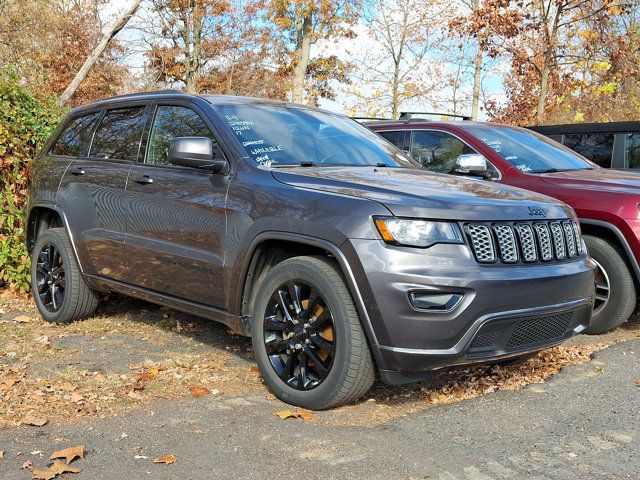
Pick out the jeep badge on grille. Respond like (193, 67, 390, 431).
(528, 206, 547, 217)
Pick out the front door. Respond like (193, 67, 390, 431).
(124, 103, 229, 308)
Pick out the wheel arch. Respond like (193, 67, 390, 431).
(236, 232, 381, 364)
(580, 219, 640, 289)
(26, 203, 85, 273)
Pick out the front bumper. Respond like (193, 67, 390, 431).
(343, 239, 596, 384)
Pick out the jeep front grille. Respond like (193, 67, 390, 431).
(465, 220, 583, 264)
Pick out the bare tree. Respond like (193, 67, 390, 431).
(57, 0, 143, 106)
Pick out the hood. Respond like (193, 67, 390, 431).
(540, 168, 640, 194)
(272, 167, 574, 221)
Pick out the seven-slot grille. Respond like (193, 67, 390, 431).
(465, 220, 583, 264)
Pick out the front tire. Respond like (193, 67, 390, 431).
(251, 256, 375, 410)
(584, 235, 636, 334)
(31, 227, 99, 324)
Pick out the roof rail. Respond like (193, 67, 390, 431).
(350, 116, 392, 122)
(399, 111, 472, 121)
(88, 90, 185, 103)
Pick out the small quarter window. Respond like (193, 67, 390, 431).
(625, 133, 640, 169)
(562, 133, 614, 168)
(146, 106, 216, 166)
(90, 107, 147, 161)
(50, 112, 101, 157)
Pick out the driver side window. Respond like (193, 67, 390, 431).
(410, 130, 476, 173)
(146, 105, 218, 166)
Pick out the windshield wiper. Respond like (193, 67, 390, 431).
(531, 167, 593, 173)
(300, 161, 317, 167)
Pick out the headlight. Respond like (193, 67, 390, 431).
(374, 217, 464, 247)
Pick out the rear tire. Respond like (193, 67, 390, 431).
(31, 228, 99, 324)
(251, 255, 375, 410)
(584, 235, 636, 334)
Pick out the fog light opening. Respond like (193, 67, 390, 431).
(409, 291, 464, 312)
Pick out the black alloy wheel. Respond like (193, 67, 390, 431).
(263, 281, 336, 390)
(35, 242, 66, 312)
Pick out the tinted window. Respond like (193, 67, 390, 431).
(215, 104, 415, 168)
(90, 107, 146, 161)
(411, 130, 475, 173)
(626, 133, 640, 169)
(147, 106, 215, 165)
(562, 133, 614, 168)
(50, 112, 101, 157)
(378, 130, 405, 149)
(466, 125, 592, 173)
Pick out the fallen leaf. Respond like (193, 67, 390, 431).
(250, 366, 260, 373)
(32, 459, 81, 479)
(133, 368, 159, 390)
(274, 409, 315, 421)
(21, 459, 33, 469)
(188, 386, 210, 398)
(134, 455, 148, 460)
(635, 378, 640, 388)
(21, 415, 48, 427)
(153, 454, 177, 464)
(0, 450, 4, 458)
(69, 393, 84, 403)
(13, 315, 32, 323)
(50, 445, 84, 465)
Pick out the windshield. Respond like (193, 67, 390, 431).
(215, 103, 415, 168)
(466, 125, 594, 173)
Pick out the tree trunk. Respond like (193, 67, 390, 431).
(57, 0, 143, 107)
(471, 46, 482, 120)
(391, 62, 400, 118)
(291, 12, 312, 104)
(470, 0, 482, 120)
(184, 0, 203, 94)
(536, 53, 552, 123)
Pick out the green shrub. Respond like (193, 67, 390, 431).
(0, 71, 62, 291)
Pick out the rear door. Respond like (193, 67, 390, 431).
(57, 105, 148, 281)
(124, 101, 230, 307)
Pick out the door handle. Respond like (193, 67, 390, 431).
(133, 174, 154, 185)
(70, 166, 85, 176)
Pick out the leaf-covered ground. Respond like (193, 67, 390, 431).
(1, 289, 639, 430)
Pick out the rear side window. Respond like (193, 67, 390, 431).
(625, 133, 640, 169)
(562, 133, 614, 168)
(377, 130, 405, 149)
(146, 105, 215, 166)
(89, 107, 147, 161)
(50, 112, 101, 157)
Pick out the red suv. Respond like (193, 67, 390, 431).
(366, 117, 640, 334)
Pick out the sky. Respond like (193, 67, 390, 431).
(101, 1, 506, 120)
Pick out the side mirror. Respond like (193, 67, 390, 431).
(168, 137, 227, 173)
(454, 153, 492, 179)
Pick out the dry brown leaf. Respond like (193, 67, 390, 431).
(133, 368, 159, 390)
(32, 459, 81, 479)
(274, 409, 315, 421)
(69, 393, 84, 403)
(21, 415, 48, 427)
(153, 454, 177, 464)
(250, 366, 260, 373)
(0, 450, 4, 458)
(49, 445, 84, 465)
(635, 378, 640, 388)
(188, 386, 211, 398)
(21, 459, 33, 469)
(13, 315, 32, 323)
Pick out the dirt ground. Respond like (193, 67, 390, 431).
(2, 289, 639, 431)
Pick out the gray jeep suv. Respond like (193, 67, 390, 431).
(26, 92, 595, 409)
